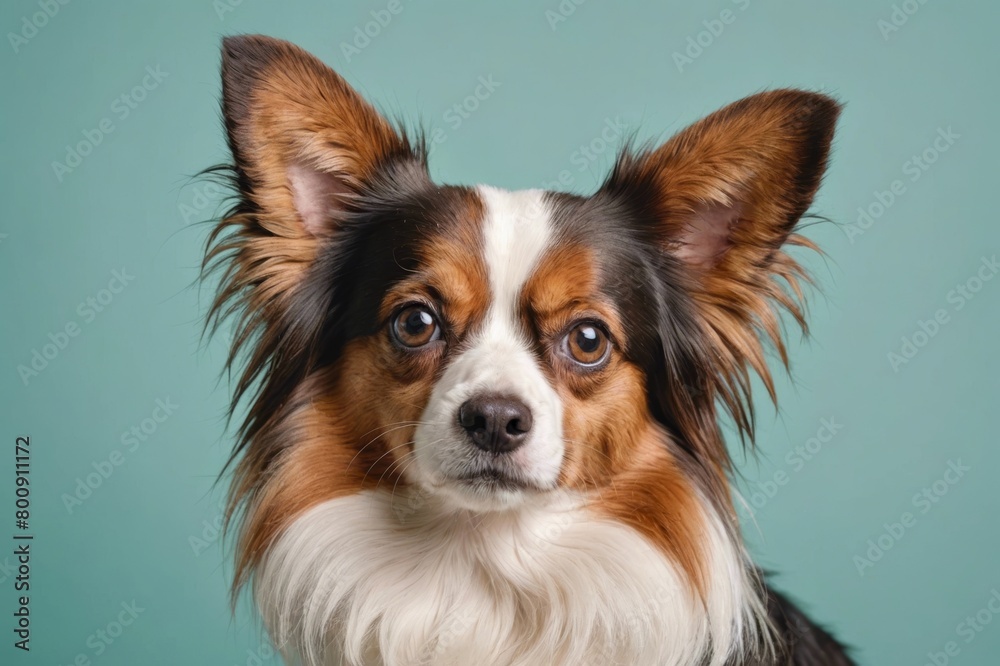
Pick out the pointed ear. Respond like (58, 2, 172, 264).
(205, 36, 424, 442)
(601, 90, 840, 431)
(604, 89, 840, 271)
(221, 34, 416, 236)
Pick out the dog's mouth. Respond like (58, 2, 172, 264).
(456, 467, 531, 492)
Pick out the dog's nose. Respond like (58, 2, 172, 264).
(458, 394, 532, 454)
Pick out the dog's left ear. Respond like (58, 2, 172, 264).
(603, 89, 839, 272)
(601, 90, 840, 435)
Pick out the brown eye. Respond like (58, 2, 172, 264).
(391, 305, 441, 348)
(563, 322, 611, 368)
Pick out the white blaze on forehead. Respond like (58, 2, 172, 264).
(477, 185, 554, 321)
(409, 186, 563, 502)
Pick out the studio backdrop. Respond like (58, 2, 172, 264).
(1, 1, 998, 664)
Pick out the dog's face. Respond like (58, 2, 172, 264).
(334, 184, 675, 513)
(210, 36, 838, 583)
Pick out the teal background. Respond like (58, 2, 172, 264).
(1, 0, 998, 664)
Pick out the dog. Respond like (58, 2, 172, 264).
(205, 34, 854, 666)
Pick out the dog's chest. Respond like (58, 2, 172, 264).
(256, 491, 719, 665)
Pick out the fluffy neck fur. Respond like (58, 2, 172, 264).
(255, 489, 774, 666)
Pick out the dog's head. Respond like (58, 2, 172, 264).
(208, 36, 839, 589)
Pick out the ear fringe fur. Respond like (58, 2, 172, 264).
(198, 125, 428, 599)
(601, 90, 840, 468)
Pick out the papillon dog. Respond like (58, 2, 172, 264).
(205, 34, 854, 666)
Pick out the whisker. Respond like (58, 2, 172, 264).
(388, 452, 422, 508)
(346, 421, 435, 473)
(360, 440, 418, 488)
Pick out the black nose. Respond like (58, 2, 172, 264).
(458, 394, 532, 454)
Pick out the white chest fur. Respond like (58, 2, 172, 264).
(256, 490, 761, 665)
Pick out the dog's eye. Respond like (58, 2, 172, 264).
(562, 322, 611, 368)
(391, 305, 441, 348)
